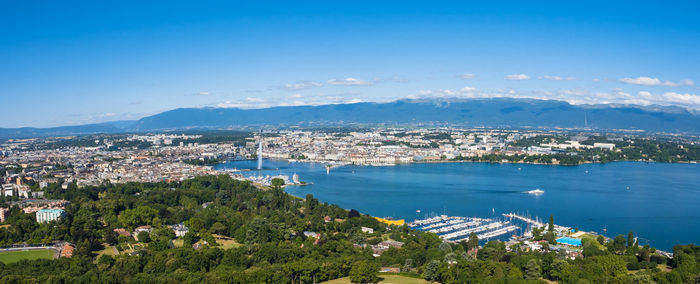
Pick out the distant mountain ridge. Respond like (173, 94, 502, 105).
(2, 98, 699, 139)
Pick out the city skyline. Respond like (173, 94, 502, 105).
(2, 1, 700, 127)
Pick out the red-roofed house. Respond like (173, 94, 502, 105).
(61, 244, 74, 258)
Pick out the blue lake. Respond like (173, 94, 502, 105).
(215, 160, 700, 251)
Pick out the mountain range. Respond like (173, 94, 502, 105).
(2, 98, 699, 139)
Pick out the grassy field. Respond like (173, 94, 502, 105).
(580, 233, 605, 249)
(0, 249, 54, 264)
(95, 244, 118, 260)
(173, 235, 241, 249)
(212, 234, 241, 249)
(323, 274, 429, 284)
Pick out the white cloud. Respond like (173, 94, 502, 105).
(373, 76, 409, 83)
(541, 75, 562, 81)
(327, 77, 372, 86)
(216, 98, 271, 108)
(461, 73, 475, 79)
(98, 113, 116, 118)
(216, 101, 244, 108)
(408, 89, 459, 99)
(459, 86, 477, 93)
(680, 79, 695, 86)
(283, 81, 322, 90)
(540, 75, 576, 81)
(246, 97, 266, 102)
(662, 92, 700, 105)
(215, 93, 366, 109)
(620, 76, 695, 87)
(504, 74, 530, 80)
(620, 76, 662, 86)
(404, 87, 700, 110)
(620, 99, 652, 106)
(185, 91, 212, 96)
(638, 91, 652, 99)
(663, 79, 695, 87)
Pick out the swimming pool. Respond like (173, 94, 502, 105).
(556, 237, 582, 246)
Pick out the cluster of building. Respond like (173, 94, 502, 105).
(0, 134, 250, 224)
(0, 135, 253, 189)
(259, 128, 617, 165)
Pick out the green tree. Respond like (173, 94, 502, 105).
(349, 261, 378, 284)
(137, 231, 151, 243)
(467, 232, 479, 250)
(402, 259, 413, 272)
(627, 231, 634, 248)
(118, 206, 158, 229)
(183, 231, 199, 247)
(597, 235, 605, 245)
(439, 242, 453, 253)
(348, 209, 360, 219)
(271, 178, 285, 189)
(525, 259, 541, 280)
(423, 260, 441, 282)
(610, 235, 627, 254)
(544, 231, 557, 245)
(548, 215, 554, 232)
(550, 259, 572, 281)
(245, 218, 279, 244)
(638, 245, 651, 262)
(104, 230, 117, 245)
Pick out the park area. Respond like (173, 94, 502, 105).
(0, 249, 54, 264)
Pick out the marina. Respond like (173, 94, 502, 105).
(409, 212, 580, 245)
(409, 214, 534, 243)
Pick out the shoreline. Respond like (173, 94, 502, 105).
(221, 157, 699, 168)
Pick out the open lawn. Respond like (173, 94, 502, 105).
(213, 234, 241, 249)
(658, 263, 672, 272)
(323, 274, 429, 284)
(0, 249, 54, 263)
(172, 236, 241, 249)
(95, 245, 118, 260)
(580, 233, 605, 249)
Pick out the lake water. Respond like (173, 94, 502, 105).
(215, 160, 700, 251)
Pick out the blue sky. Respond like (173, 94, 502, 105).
(2, 1, 700, 127)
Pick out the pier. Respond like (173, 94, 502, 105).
(503, 212, 545, 228)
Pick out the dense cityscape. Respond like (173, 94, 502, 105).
(1, 129, 697, 192)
